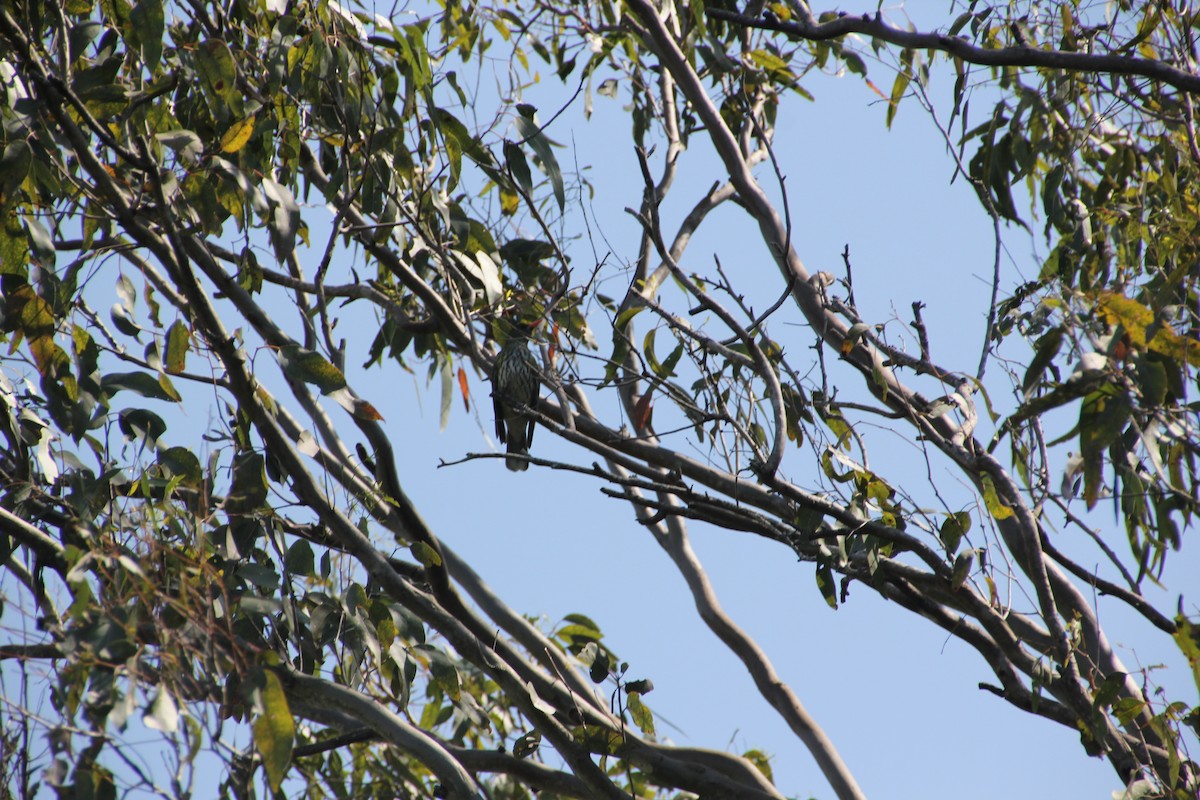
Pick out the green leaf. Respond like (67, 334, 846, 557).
(815, 562, 838, 609)
(105, 372, 178, 401)
(238, 245, 263, 294)
(514, 114, 565, 212)
(660, 342, 683, 378)
(1136, 357, 1167, 407)
(1099, 291, 1200, 367)
(1, 141, 32, 201)
(589, 648, 610, 683)
(559, 613, 604, 640)
(439, 354, 453, 431)
(196, 38, 239, 106)
(1091, 672, 1127, 710)
(504, 141, 533, 197)
(575, 643, 599, 668)
(613, 304, 644, 332)
(72, 324, 99, 376)
(643, 327, 665, 377)
(238, 563, 280, 591)
(276, 345, 347, 394)
(1023, 327, 1063, 392)
(24, 215, 54, 266)
(1173, 615, 1200, 694)
(687, 0, 707, 36)
(939, 511, 971, 555)
(432, 108, 492, 188)
(164, 320, 190, 374)
(116, 273, 136, 312)
(843, 52, 867, 76)
(227, 451, 268, 514)
(742, 749, 774, 784)
(459, 250, 503, 306)
(817, 451, 848, 484)
(1113, 696, 1147, 727)
(747, 48, 789, 72)
(118, 408, 167, 446)
(816, 405, 852, 449)
(410, 541, 443, 568)
(627, 691, 655, 736)
(951, 549, 974, 589)
(129, 0, 164, 72)
(252, 671, 295, 792)
(1078, 388, 1131, 508)
(158, 446, 202, 486)
(156, 129, 203, 162)
(285, 540, 315, 576)
(239, 596, 282, 618)
(0, 212, 30, 276)
(110, 303, 142, 338)
(261, 178, 300, 262)
(887, 69, 909, 129)
(157, 372, 182, 401)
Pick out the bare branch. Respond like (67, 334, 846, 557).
(707, 8, 1200, 95)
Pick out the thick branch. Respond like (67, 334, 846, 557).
(0, 507, 66, 570)
(707, 8, 1200, 95)
(280, 668, 484, 799)
(650, 495, 865, 800)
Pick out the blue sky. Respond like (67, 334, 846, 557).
(348, 28, 1200, 798)
(2, 4, 1197, 799)
(253, 4, 1199, 794)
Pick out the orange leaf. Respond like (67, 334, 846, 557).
(1112, 333, 1130, 363)
(352, 400, 384, 421)
(457, 366, 470, 411)
(864, 79, 887, 100)
(633, 392, 653, 432)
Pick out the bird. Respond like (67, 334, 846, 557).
(492, 327, 539, 471)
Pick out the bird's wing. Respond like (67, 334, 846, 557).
(493, 389, 507, 443)
(524, 382, 537, 447)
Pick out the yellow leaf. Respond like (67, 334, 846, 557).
(1097, 291, 1200, 367)
(841, 322, 872, 355)
(981, 474, 1013, 520)
(253, 671, 294, 791)
(219, 115, 257, 153)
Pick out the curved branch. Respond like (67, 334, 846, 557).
(571, 370, 860, 798)
(441, 745, 594, 798)
(620, 0, 1178, 783)
(706, 8, 1200, 95)
(0, 507, 66, 570)
(648, 495, 865, 800)
(281, 668, 484, 799)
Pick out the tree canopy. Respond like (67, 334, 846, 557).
(1, 1, 1198, 799)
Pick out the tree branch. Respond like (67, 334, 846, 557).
(706, 8, 1200, 95)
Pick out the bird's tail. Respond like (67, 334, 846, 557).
(505, 425, 530, 471)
